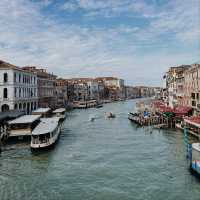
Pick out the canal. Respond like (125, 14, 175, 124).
(1, 100, 200, 200)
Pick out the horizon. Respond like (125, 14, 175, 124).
(0, 0, 199, 86)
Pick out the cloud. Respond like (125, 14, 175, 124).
(0, 0, 199, 86)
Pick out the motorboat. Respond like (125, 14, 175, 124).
(106, 112, 116, 119)
(31, 117, 61, 150)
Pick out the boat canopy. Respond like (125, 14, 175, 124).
(53, 108, 66, 113)
(32, 108, 51, 114)
(8, 115, 41, 125)
(32, 117, 60, 135)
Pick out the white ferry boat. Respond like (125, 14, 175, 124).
(31, 117, 61, 150)
(8, 115, 41, 140)
(52, 108, 66, 121)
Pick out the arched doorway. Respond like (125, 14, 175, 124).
(1, 104, 9, 112)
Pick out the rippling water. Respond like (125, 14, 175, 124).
(1, 100, 200, 200)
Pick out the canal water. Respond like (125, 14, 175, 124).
(1, 100, 200, 200)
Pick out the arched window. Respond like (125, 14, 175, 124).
(23, 103, 26, 110)
(4, 73, 8, 82)
(14, 104, 18, 110)
(3, 88, 8, 98)
(1, 104, 9, 112)
(19, 103, 22, 110)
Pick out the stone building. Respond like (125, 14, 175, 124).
(22, 66, 57, 109)
(55, 78, 68, 108)
(183, 64, 200, 115)
(125, 86, 140, 99)
(165, 65, 190, 108)
(96, 77, 125, 100)
(0, 60, 38, 113)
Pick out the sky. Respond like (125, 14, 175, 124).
(0, 0, 199, 86)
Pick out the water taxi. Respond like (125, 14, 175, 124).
(31, 117, 61, 150)
(32, 108, 51, 118)
(8, 115, 41, 140)
(52, 108, 66, 121)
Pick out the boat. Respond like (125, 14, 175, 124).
(86, 100, 97, 108)
(73, 101, 87, 109)
(31, 117, 61, 150)
(190, 143, 200, 176)
(128, 112, 142, 125)
(106, 112, 116, 118)
(8, 115, 41, 140)
(32, 108, 51, 118)
(96, 104, 103, 108)
(52, 108, 66, 121)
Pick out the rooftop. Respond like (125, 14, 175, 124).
(32, 117, 60, 135)
(53, 108, 66, 113)
(32, 108, 51, 114)
(8, 115, 41, 125)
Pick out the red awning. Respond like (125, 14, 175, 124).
(174, 106, 192, 115)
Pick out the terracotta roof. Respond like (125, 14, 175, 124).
(0, 60, 37, 75)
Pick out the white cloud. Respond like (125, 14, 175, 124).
(0, 0, 199, 86)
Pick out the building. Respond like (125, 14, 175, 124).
(96, 77, 125, 100)
(0, 60, 38, 113)
(183, 64, 200, 115)
(125, 86, 140, 99)
(22, 66, 57, 109)
(138, 86, 155, 98)
(165, 65, 190, 108)
(55, 78, 68, 108)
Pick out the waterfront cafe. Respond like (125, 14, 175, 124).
(184, 116, 200, 139)
(32, 108, 51, 118)
(8, 115, 41, 140)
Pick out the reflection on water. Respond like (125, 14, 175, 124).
(1, 100, 200, 200)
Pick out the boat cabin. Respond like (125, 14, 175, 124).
(31, 117, 60, 149)
(52, 108, 66, 120)
(32, 108, 51, 118)
(8, 115, 41, 139)
(73, 101, 87, 109)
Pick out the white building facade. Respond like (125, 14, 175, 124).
(0, 61, 38, 113)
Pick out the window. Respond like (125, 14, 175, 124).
(14, 73, 16, 82)
(19, 74, 21, 82)
(191, 93, 195, 99)
(3, 88, 8, 98)
(19, 88, 21, 97)
(14, 104, 18, 110)
(192, 100, 196, 107)
(14, 88, 17, 97)
(4, 73, 8, 82)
